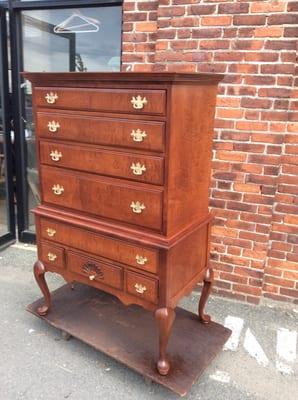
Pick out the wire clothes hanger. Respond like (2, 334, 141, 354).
(53, 11, 100, 34)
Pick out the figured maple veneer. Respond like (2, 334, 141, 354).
(24, 72, 223, 377)
(35, 87, 166, 115)
(39, 140, 164, 185)
(36, 112, 165, 152)
(41, 165, 163, 231)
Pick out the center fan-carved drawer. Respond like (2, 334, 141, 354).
(36, 112, 165, 152)
(67, 251, 123, 290)
(40, 217, 159, 274)
(39, 141, 164, 185)
(35, 87, 166, 115)
(41, 166, 163, 231)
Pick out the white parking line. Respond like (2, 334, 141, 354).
(276, 328, 297, 375)
(209, 370, 231, 384)
(243, 328, 269, 367)
(223, 316, 244, 351)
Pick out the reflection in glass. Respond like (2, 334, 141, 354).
(21, 6, 122, 231)
(0, 84, 8, 236)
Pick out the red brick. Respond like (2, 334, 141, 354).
(244, 75, 276, 86)
(241, 97, 272, 109)
(218, 3, 249, 14)
(288, 2, 298, 12)
(233, 15, 266, 26)
(251, 133, 283, 144)
(259, 88, 291, 98)
(268, 14, 298, 25)
(201, 16, 232, 26)
(199, 40, 230, 50)
(232, 284, 262, 296)
(251, 1, 286, 13)
(236, 121, 268, 131)
(265, 40, 297, 50)
(135, 21, 157, 32)
(284, 27, 298, 37)
(280, 288, 298, 298)
(265, 276, 295, 288)
(255, 27, 283, 38)
(192, 28, 222, 38)
(233, 40, 264, 50)
(261, 64, 295, 75)
(188, 4, 216, 15)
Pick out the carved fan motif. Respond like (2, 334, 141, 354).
(82, 262, 104, 279)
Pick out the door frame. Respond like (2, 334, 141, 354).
(0, 4, 16, 248)
(7, 0, 122, 243)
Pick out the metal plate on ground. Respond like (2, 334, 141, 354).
(27, 284, 231, 396)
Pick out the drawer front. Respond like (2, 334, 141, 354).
(41, 166, 163, 231)
(39, 141, 164, 185)
(126, 271, 158, 304)
(39, 241, 65, 270)
(40, 217, 158, 274)
(35, 87, 166, 115)
(67, 251, 123, 290)
(36, 113, 165, 152)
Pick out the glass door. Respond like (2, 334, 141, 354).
(9, 1, 122, 242)
(0, 6, 16, 248)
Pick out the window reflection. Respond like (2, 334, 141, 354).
(21, 6, 122, 231)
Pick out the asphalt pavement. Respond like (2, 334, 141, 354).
(0, 244, 297, 400)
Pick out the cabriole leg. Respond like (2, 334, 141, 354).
(155, 307, 176, 376)
(198, 268, 214, 324)
(33, 260, 51, 316)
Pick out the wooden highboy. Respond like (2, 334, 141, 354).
(24, 72, 223, 376)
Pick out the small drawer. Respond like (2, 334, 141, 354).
(40, 217, 159, 274)
(126, 271, 158, 304)
(67, 251, 123, 290)
(41, 166, 163, 231)
(36, 112, 165, 153)
(35, 87, 166, 115)
(39, 141, 164, 185)
(39, 241, 65, 270)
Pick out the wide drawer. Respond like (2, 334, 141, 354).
(40, 217, 159, 274)
(39, 241, 65, 270)
(35, 87, 166, 115)
(39, 141, 164, 185)
(36, 112, 165, 152)
(67, 251, 123, 290)
(41, 166, 163, 231)
(126, 270, 158, 304)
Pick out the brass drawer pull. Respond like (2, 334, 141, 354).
(48, 121, 60, 132)
(130, 129, 147, 142)
(50, 150, 62, 161)
(130, 201, 145, 214)
(130, 162, 146, 176)
(136, 255, 148, 265)
(46, 228, 56, 237)
(131, 95, 147, 110)
(45, 92, 58, 104)
(47, 252, 57, 262)
(135, 283, 147, 294)
(52, 184, 64, 195)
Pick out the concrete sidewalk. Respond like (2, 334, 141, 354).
(0, 244, 297, 400)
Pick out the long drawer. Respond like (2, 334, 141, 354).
(35, 87, 166, 115)
(39, 141, 164, 185)
(39, 217, 159, 274)
(36, 112, 165, 152)
(41, 166, 163, 231)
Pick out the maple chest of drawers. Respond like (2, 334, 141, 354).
(24, 72, 222, 376)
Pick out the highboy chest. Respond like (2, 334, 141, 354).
(24, 72, 222, 376)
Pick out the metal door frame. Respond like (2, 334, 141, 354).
(0, 4, 16, 248)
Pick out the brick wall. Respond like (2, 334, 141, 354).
(122, 0, 298, 305)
